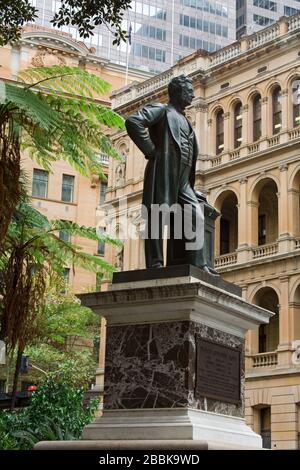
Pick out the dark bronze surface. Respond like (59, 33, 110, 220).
(125, 75, 218, 271)
(195, 337, 241, 404)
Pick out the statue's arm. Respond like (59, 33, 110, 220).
(125, 104, 165, 159)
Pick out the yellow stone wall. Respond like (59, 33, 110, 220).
(107, 16, 300, 449)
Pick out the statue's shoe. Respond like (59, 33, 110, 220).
(202, 265, 220, 277)
(150, 262, 164, 268)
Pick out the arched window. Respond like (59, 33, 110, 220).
(272, 86, 282, 135)
(234, 102, 243, 148)
(292, 79, 300, 127)
(253, 94, 262, 141)
(216, 110, 224, 154)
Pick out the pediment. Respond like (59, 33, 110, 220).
(22, 30, 90, 57)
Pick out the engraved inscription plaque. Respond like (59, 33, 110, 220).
(195, 337, 241, 404)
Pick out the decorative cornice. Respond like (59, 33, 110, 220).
(279, 163, 288, 172)
(239, 178, 248, 185)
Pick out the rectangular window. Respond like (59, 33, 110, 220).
(63, 268, 70, 283)
(97, 227, 106, 256)
(284, 6, 299, 17)
(32, 169, 49, 198)
(183, 35, 190, 48)
(253, 14, 274, 26)
(99, 181, 107, 206)
(61, 174, 75, 202)
(59, 221, 71, 243)
(149, 47, 155, 60)
(258, 214, 266, 246)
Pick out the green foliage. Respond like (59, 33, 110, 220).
(0, 361, 99, 450)
(7, 202, 121, 276)
(23, 288, 99, 378)
(0, 200, 120, 352)
(1, 66, 124, 178)
(0, 0, 37, 47)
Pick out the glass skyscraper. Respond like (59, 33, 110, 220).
(28, 0, 236, 73)
(237, 0, 300, 38)
(28, 1, 300, 73)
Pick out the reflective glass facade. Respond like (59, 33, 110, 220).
(237, 0, 300, 38)
(29, 0, 236, 73)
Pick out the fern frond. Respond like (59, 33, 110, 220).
(51, 220, 122, 247)
(18, 66, 112, 97)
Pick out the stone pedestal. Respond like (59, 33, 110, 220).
(78, 265, 272, 449)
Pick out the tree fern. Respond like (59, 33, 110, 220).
(0, 66, 124, 247)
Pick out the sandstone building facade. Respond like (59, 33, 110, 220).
(0, 24, 151, 293)
(105, 15, 300, 449)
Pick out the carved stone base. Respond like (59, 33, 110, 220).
(82, 408, 262, 449)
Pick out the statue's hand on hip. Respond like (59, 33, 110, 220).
(146, 147, 158, 161)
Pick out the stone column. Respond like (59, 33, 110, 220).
(240, 104, 249, 158)
(277, 276, 290, 367)
(260, 96, 269, 151)
(195, 103, 208, 156)
(247, 200, 259, 249)
(237, 178, 250, 263)
(278, 163, 291, 253)
(207, 117, 214, 157)
(223, 112, 231, 162)
(280, 88, 289, 144)
(288, 188, 300, 238)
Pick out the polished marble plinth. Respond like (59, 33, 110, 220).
(77, 267, 272, 449)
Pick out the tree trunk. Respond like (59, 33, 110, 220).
(10, 347, 23, 410)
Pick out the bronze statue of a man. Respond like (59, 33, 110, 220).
(126, 75, 214, 275)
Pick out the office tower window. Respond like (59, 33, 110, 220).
(234, 102, 243, 148)
(179, 14, 228, 38)
(180, 0, 228, 17)
(131, 1, 167, 20)
(136, 25, 166, 41)
(284, 6, 300, 17)
(253, 94, 262, 141)
(99, 182, 108, 206)
(272, 86, 282, 135)
(61, 174, 75, 202)
(32, 169, 49, 198)
(292, 79, 300, 127)
(97, 227, 106, 256)
(253, 0, 277, 12)
(253, 14, 274, 26)
(179, 34, 220, 51)
(52, 0, 61, 13)
(216, 110, 224, 154)
(132, 43, 166, 62)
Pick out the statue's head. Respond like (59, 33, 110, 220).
(168, 75, 195, 110)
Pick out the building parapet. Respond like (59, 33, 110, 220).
(112, 14, 299, 110)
